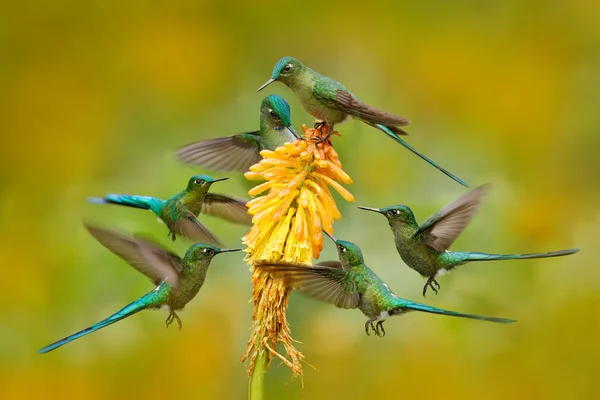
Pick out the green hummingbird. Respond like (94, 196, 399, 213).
(39, 224, 241, 354)
(88, 174, 251, 246)
(176, 94, 300, 172)
(256, 231, 514, 337)
(358, 184, 580, 296)
(257, 56, 468, 187)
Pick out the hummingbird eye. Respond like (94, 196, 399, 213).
(203, 248, 214, 255)
(194, 178, 204, 185)
(388, 209, 400, 216)
(282, 64, 292, 73)
(268, 108, 278, 118)
(339, 245, 346, 253)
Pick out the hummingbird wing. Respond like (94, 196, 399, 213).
(175, 132, 264, 172)
(312, 81, 410, 129)
(316, 260, 345, 270)
(256, 263, 360, 309)
(416, 184, 489, 252)
(168, 201, 222, 246)
(201, 193, 252, 225)
(85, 224, 181, 289)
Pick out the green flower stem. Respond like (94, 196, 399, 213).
(249, 349, 267, 400)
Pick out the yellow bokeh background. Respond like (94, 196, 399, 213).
(2, 1, 599, 399)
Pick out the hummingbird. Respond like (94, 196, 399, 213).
(257, 56, 468, 187)
(176, 94, 300, 172)
(256, 231, 514, 337)
(39, 224, 241, 354)
(358, 184, 580, 296)
(88, 174, 251, 246)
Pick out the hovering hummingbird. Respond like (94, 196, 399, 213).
(256, 231, 514, 337)
(257, 56, 468, 187)
(88, 174, 251, 246)
(39, 224, 241, 354)
(358, 184, 580, 296)
(176, 94, 300, 172)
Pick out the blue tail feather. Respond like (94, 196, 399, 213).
(38, 286, 168, 354)
(374, 124, 469, 187)
(463, 249, 579, 262)
(87, 194, 162, 212)
(399, 299, 515, 324)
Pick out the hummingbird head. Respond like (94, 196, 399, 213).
(257, 56, 304, 92)
(323, 230, 365, 267)
(184, 243, 242, 263)
(186, 174, 228, 192)
(358, 205, 418, 228)
(260, 94, 295, 130)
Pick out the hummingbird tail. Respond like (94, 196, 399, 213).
(398, 300, 515, 324)
(462, 249, 579, 262)
(374, 124, 469, 187)
(38, 287, 166, 354)
(87, 194, 157, 211)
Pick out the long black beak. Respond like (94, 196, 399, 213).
(211, 177, 229, 183)
(286, 125, 300, 139)
(323, 230, 337, 243)
(357, 206, 381, 213)
(257, 78, 275, 92)
(217, 248, 242, 254)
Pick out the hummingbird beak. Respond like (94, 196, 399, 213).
(256, 78, 275, 92)
(217, 248, 242, 254)
(357, 206, 382, 214)
(210, 177, 229, 183)
(322, 230, 337, 243)
(286, 125, 300, 139)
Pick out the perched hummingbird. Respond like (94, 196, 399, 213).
(358, 184, 580, 296)
(256, 231, 514, 337)
(88, 174, 251, 246)
(257, 56, 468, 187)
(39, 224, 241, 354)
(176, 94, 300, 172)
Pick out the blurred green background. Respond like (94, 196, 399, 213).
(2, 1, 598, 399)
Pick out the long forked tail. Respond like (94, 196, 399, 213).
(463, 248, 579, 262)
(38, 287, 165, 354)
(400, 300, 515, 324)
(87, 194, 159, 211)
(374, 124, 469, 187)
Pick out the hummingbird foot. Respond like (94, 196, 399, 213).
(423, 277, 441, 297)
(313, 121, 335, 144)
(165, 311, 182, 330)
(375, 321, 386, 337)
(313, 120, 327, 131)
(364, 319, 377, 336)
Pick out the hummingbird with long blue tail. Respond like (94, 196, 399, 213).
(176, 94, 300, 172)
(88, 174, 251, 246)
(39, 224, 241, 354)
(257, 56, 468, 187)
(358, 184, 579, 297)
(256, 231, 514, 337)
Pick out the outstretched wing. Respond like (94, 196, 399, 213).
(416, 184, 489, 252)
(256, 262, 360, 309)
(201, 193, 252, 225)
(85, 224, 181, 289)
(167, 202, 222, 246)
(175, 132, 263, 172)
(313, 81, 409, 128)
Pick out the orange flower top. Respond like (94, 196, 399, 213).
(243, 124, 354, 264)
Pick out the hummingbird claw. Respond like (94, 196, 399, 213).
(165, 311, 182, 330)
(376, 321, 386, 337)
(423, 277, 440, 297)
(365, 319, 378, 336)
